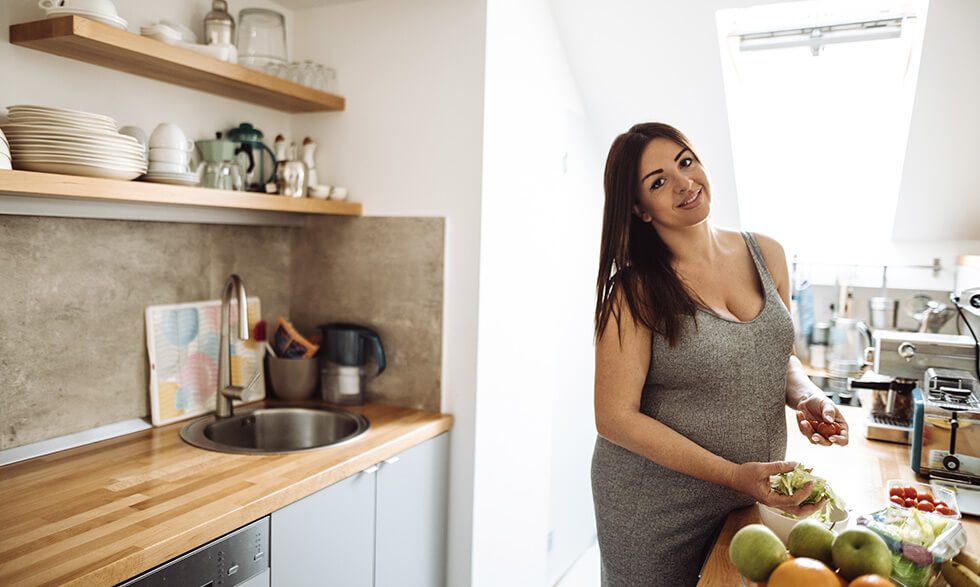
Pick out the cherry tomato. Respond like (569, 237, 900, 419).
(890, 495, 906, 507)
(936, 500, 948, 508)
(889, 487, 905, 498)
(917, 501, 936, 512)
(816, 421, 841, 438)
(937, 505, 954, 516)
(918, 493, 935, 504)
(904, 486, 919, 500)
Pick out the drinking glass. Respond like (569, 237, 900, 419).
(237, 8, 287, 70)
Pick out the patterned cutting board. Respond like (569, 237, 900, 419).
(145, 297, 265, 426)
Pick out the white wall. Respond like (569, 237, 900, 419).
(476, 0, 602, 584)
(2, 0, 297, 155)
(289, 2, 487, 585)
(551, 0, 980, 289)
(892, 0, 980, 242)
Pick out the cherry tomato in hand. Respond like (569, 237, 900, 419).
(816, 421, 842, 438)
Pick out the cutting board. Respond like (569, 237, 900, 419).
(146, 297, 265, 426)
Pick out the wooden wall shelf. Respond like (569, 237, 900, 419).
(0, 170, 362, 216)
(9, 16, 345, 113)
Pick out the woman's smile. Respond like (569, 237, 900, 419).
(677, 187, 702, 209)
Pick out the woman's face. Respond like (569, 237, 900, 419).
(633, 137, 711, 230)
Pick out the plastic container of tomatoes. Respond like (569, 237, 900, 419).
(886, 480, 961, 519)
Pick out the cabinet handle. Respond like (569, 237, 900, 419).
(383, 457, 400, 465)
(362, 465, 379, 475)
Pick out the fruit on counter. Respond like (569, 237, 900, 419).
(729, 524, 789, 583)
(941, 560, 980, 587)
(832, 528, 893, 581)
(955, 551, 980, 575)
(787, 519, 836, 567)
(767, 557, 839, 587)
(886, 485, 955, 516)
(847, 575, 895, 586)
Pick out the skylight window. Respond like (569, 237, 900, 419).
(715, 0, 928, 265)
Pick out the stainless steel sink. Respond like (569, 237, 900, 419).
(180, 402, 370, 454)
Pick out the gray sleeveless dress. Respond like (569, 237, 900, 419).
(591, 232, 796, 587)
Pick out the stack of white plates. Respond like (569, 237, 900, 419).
(0, 129, 11, 171)
(41, 5, 128, 31)
(2, 105, 147, 181)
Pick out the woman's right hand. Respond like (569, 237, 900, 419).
(730, 460, 826, 517)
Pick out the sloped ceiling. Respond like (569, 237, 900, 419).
(549, 0, 979, 241)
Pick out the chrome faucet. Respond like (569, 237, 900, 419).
(216, 274, 260, 418)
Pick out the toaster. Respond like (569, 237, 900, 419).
(911, 368, 980, 482)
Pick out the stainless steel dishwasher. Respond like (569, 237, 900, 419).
(116, 517, 270, 586)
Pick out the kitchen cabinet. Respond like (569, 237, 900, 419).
(270, 432, 450, 586)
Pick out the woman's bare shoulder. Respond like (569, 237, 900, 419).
(747, 232, 789, 287)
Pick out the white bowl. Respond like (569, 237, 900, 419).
(149, 147, 190, 164)
(757, 502, 849, 545)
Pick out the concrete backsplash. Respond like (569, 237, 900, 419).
(0, 214, 444, 450)
(291, 216, 444, 412)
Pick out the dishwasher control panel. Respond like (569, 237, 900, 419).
(116, 516, 269, 586)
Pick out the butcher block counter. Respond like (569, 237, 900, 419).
(0, 401, 453, 587)
(698, 404, 980, 585)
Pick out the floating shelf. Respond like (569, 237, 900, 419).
(9, 16, 345, 113)
(0, 169, 362, 216)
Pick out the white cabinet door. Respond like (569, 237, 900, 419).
(375, 432, 450, 587)
(271, 468, 377, 587)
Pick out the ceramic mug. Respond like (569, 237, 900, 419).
(149, 123, 193, 152)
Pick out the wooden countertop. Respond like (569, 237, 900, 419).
(698, 405, 980, 585)
(0, 401, 453, 587)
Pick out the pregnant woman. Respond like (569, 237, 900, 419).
(591, 122, 849, 586)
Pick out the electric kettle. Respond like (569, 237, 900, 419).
(317, 323, 386, 406)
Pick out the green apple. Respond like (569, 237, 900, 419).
(832, 528, 893, 580)
(729, 524, 788, 583)
(788, 519, 835, 567)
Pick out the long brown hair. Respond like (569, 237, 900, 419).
(594, 122, 704, 347)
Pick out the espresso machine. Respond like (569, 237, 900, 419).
(850, 330, 978, 444)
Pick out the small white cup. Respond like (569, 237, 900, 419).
(149, 147, 191, 165)
(38, 0, 120, 17)
(149, 123, 193, 151)
(148, 161, 189, 173)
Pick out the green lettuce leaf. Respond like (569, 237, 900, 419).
(769, 464, 846, 511)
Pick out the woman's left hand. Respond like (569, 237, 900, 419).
(795, 394, 849, 446)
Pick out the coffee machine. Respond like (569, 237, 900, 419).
(850, 330, 977, 444)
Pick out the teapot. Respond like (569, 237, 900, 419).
(226, 123, 277, 192)
(195, 133, 244, 191)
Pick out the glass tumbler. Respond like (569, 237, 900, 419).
(237, 8, 287, 70)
